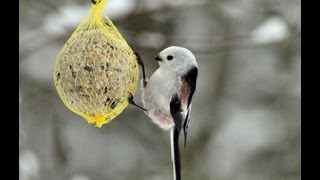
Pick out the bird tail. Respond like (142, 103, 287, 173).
(170, 127, 181, 180)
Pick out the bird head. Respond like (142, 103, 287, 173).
(155, 46, 198, 75)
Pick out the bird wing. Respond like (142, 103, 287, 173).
(181, 67, 198, 148)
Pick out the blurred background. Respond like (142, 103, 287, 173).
(19, 0, 301, 180)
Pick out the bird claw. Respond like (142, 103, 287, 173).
(141, 79, 148, 88)
(128, 93, 147, 111)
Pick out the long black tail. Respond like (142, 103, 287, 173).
(171, 127, 181, 180)
(170, 94, 183, 180)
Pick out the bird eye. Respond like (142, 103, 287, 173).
(167, 55, 173, 60)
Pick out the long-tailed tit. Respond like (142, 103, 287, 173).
(134, 46, 198, 180)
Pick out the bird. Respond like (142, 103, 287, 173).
(138, 46, 198, 180)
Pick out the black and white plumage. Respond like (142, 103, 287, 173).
(141, 46, 198, 180)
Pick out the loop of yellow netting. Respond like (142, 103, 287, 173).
(54, 0, 139, 127)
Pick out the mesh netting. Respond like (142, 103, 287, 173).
(54, 0, 139, 127)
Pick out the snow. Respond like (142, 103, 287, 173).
(251, 16, 289, 44)
(19, 150, 40, 180)
(104, 0, 135, 18)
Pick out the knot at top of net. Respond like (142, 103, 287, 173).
(90, 0, 108, 21)
(91, 0, 108, 5)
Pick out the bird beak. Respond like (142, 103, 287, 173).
(154, 55, 162, 61)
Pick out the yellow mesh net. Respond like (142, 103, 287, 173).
(54, 0, 139, 127)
